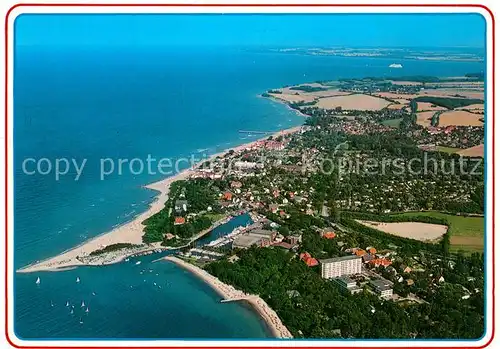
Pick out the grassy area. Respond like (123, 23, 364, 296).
(436, 146, 460, 154)
(394, 211, 484, 253)
(381, 118, 403, 128)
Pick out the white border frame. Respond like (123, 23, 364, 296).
(2, 1, 495, 348)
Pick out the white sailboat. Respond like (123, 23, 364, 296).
(65, 301, 70, 307)
(35, 277, 40, 285)
(70, 309, 74, 314)
(79, 318, 83, 324)
(76, 277, 80, 283)
(85, 307, 89, 313)
(135, 261, 141, 265)
(81, 301, 85, 308)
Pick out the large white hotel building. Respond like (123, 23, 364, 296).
(319, 255, 362, 279)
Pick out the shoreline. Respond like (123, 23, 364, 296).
(17, 124, 304, 273)
(164, 256, 293, 339)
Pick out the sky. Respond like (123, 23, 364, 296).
(15, 13, 486, 48)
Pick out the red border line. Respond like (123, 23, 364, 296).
(4, 3, 495, 349)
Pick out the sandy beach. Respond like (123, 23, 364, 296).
(164, 256, 293, 339)
(18, 125, 304, 273)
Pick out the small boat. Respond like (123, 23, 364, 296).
(35, 277, 41, 285)
(76, 277, 80, 283)
(92, 292, 96, 296)
(125, 258, 130, 262)
(85, 307, 89, 313)
(81, 301, 85, 308)
(135, 261, 141, 265)
(50, 301, 54, 307)
(79, 318, 83, 324)
(70, 309, 74, 314)
(65, 301, 70, 307)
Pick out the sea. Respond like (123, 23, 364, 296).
(13, 45, 485, 339)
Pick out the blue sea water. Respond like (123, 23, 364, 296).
(14, 45, 484, 339)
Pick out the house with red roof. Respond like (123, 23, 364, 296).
(368, 258, 392, 267)
(300, 252, 319, 267)
(174, 217, 186, 225)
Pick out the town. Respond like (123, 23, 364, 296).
(138, 74, 485, 339)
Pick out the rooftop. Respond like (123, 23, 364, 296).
(370, 278, 394, 291)
(320, 255, 362, 264)
(233, 234, 263, 248)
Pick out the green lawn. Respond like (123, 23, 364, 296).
(436, 146, 460, 154)
(395, 211, 484, 253)
(381, 118, 403, 128)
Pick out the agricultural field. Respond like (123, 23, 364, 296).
(457, 144, 484, 158)
(314, 93, 391, 111)
(394, 212, 485, 253)
(357, 220, 448, 243)
(381, 118, 403, 128)
(416, 111, 436, 127)
(436, 146, 460, 154)
(439, 110, 484, 127)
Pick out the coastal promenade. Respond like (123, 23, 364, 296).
(164, 256, 293, 339)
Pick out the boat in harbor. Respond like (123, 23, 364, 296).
(35, 277, 40, 285)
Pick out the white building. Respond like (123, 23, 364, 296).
(369, 278, 394, 298)
(334, 276, 363, 294)
(319, 255, 362, 279)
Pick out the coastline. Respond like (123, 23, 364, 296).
(17, 125, 304, 273)
(164, 256, 293, 339)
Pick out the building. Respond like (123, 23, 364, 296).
(319, 255, 362, 279)
(251, 229, 276, 241)
(368, 258, 392, 267)
(234, 161, 263, 170)
(334, 275, 363, 294)
(230, 181, 243, 189)
(232, 234, 266, 249)
(318, 228, 336, 239)
(288, 234, 302, 245)
(232, 229, 275, 249)
(369, 278, 394, 298)
(174, 200, 188, 214)
(300, 252, 319, 267)
(188, 248, 224, 261)
(269, 204, 279, 213)
(174, 217, 186, 225)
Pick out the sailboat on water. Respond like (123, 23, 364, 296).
(85, 307, 89, 313)
(81, 301, 85, 308)
(35, 277, 40, 285)
(66, 301, 70, 307)
(76, 277, 80, 283)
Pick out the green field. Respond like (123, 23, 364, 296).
(381, 118, 403, 128)
(395, 211, 484, 253)
(436, 146, 460, 154)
